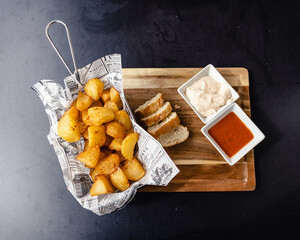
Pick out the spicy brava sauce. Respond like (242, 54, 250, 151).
(208, 112, 254, 157)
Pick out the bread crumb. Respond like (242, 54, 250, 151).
(174, 104, 180, 109)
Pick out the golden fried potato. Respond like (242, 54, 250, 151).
(84, 139, 89, 151)
(95, 153, 120, 175)
(57, 107, 81, 142)
(88, 125, 106, 148)
(89, 168, 100, 182)
(70, 98, 77, 108)
(90, 100, 103, 108)
(78, 120, 87, 134)
(89, 153, 106, 182)
(109, 139, 123, 151)
(76, 145, 100, 168)
(121, 132, 139, 160)
(88, 107, 115, 126)
(114, 110, 132, 130)
(84, 78, 104, 101)
(101, 89, 110, 103)
(106, 121, 126, 140)
(104, 100, 119, 113)
(66, 106, 79, 120)
(90, 175, 114, 196)
(80, 110, 93, 126)
(76, 91, 93, 111)
(110, 168, 130, 191)
(57, 115, 81, 142)
(110, 87, 121, 103)
(121, 157, 145, 181)
(82, 129, 89, 139)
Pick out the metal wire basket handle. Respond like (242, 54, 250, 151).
(45, 20, 80, 81)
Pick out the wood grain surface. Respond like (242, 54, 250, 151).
(123, 68, 255, 192)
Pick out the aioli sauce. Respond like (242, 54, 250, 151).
(186, 76, 232, 117)
(208, 112, 254, 157)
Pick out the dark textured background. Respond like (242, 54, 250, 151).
(0, 0, 299, 239)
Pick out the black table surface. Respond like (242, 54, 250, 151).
(1, 0, 299, 239)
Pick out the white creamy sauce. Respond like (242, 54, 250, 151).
(186, 76, 232, 117)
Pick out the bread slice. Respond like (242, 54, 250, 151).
(147, 112, 180, 138)
(134, 93, 164, 118)
(157, 124, 189, 147)
(141, 101, 172, 126)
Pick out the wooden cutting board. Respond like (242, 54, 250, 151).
(123, 68, 255, 192)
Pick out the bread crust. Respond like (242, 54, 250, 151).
(135, 93, 164, 118)
(148, 113, 180, 138)
(141, 102, 172, 126)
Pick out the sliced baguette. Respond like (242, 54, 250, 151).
(147, 112, 180, 138)
(141, 101, 172, 126)
(157, 124, 189, 147)
(134, 93, 164, 118)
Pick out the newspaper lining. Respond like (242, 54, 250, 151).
(32, 54, 179, 216)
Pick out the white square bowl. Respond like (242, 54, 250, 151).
(201, 103, 265, 166)
(177, 64, 240, 124)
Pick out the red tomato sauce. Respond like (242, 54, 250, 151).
(208, 112, 254, 158)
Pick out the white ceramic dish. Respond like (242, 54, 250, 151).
(201, 103, 265, 166)
(177, 64, 240, 124)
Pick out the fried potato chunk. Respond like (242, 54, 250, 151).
(76, 145, 100, 168)
(110, 168, 130, 191)
(108, 139, 123, 151)
(106, 121, 126, 140)
(90, 175, 114, 196)
(88, 125, 106, 148)
(95, 153, 120, 175)
(78, 120, 87, 134)
(89, 153, 106, 182)
(104, 100, 119, 113)
(121, 132, 139, 160)
(101, 89, 111, 103)
(76, 91, 93, 111)
(114, 110, 132, 130)
(57, 107, 81, 142)
(70, 98, 77, 108)
(88, 107, 115, 126)
(80, 110, 93, 126)
(110, 87, 121, 103)
(84, 139, 89, 151)
(89, 168, 100, 182)
(84, 78, 104, 101)
(82, 129, 89, 139)
(121, 157, 145, 181)
(66, 106, 79, 119)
